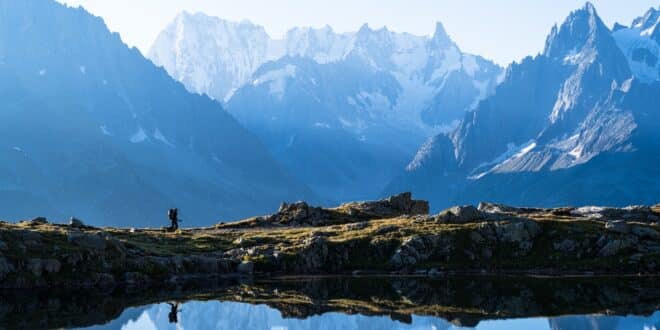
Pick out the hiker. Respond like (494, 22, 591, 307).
(168, 208, 179, 231)
(167, 302, 180, 323)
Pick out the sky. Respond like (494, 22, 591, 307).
(56, 0, 658, 66)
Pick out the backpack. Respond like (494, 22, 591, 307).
(168, 208, 178, 220)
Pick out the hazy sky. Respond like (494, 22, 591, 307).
(56, 0, 658, 66)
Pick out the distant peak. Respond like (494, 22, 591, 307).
(631, 6, 660, 30)
(429, 21, 453, 49)
(583, 2, 596, 15)
(543, 2, 610, 59)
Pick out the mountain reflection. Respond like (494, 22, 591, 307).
(1, 276, 658, 329)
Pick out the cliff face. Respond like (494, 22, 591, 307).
(0, 194, 659, 289)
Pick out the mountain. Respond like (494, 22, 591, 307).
(150, 15, 502, 201)
(387, 3, 660, 210)
(0, 0, 315, 227)
(612, 7, 660, 82)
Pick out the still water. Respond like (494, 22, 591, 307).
(2, 276, 659, 329)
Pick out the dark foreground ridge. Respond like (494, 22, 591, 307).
(0, 193, 659, 289)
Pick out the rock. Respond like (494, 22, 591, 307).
(0, 240, 7, 251)
(436, 205, 484, 223)
(18, 230, 42, 243)
(375, 225, 398, 235)
(346, 222, 368, 231)
(631, 226, 659, 239)
(237, 261, 254, 274)
(477, 202, 541, 214)
(28, 217, 48, 225)
(605, 221, 631, 234)
(553, 239, 577, 253)
(43, 259, 61, 274)
(69, 217, 85, 227)
(387, 192, 429, 215)
(469, 231, 484, 244)
(598, 239, 633, 257)
(67, 232, 106, 250)
(298, 235, 329, 271)
(495, 221, 542, 243)
(390, 235, 451, 269)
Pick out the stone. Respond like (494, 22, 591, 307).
(598, 239, 633, 257)
(298, 235, 329, 271)
(631, 226, 659, 239)
(469, 231, 484, 244)
(237, 261, 254, 274)
(346, 222, 368, 231)
(375, 225, 398, 235)
(605, 221, 631, 234)
(495, 221, 542, 243)
(69, 217, 85, 227)
(436, 205, 483, 223)
(390, 235, 451, 269)
(67, 232, 106, 250)
(29, 217, 48, 225)
(0, 240, 7, 251)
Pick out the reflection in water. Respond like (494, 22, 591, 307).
(1, 276, 658, 329)
(97, 301, 660, 330)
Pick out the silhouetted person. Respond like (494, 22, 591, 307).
(168, 208, 179, 231)
(167, 302, 180, 323)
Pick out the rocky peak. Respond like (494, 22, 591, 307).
(631, 7, 659, 31)
(429, 22, 453, 49)
(543, 2, 611, 61)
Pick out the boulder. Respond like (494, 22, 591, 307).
(67, 232, 106, 250)
(605, 221, 631, 234)
(69, 217, 85, 228)
(631, 226, 659, 239)
(387, 192, 429, 215)
(436, 205, 484, 223)
(297, 235, 329, 271)
(598, 239, 633, 257)
(390, 235, 451, 269)
(28, 217, 48, 225)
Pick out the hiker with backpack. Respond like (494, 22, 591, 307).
(168, 208, 179, 231)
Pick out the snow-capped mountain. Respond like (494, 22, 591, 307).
(387, 3, 660, 210)
(149, 13, 502, 128)
(150, 14, 501, 202)
(612, 7, 660, 82)
(0, 0, 316, 226)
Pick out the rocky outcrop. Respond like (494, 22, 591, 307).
(0, 199, 658, 289)
(224, 192, 429, 228)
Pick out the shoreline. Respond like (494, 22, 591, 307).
(1, 193, 659, 290)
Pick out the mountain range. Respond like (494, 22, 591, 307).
(149, 13, 502, 201)
(0, 0, 315, 227)
(0, 0, 657, 225)
(387, 3, 660, 210)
